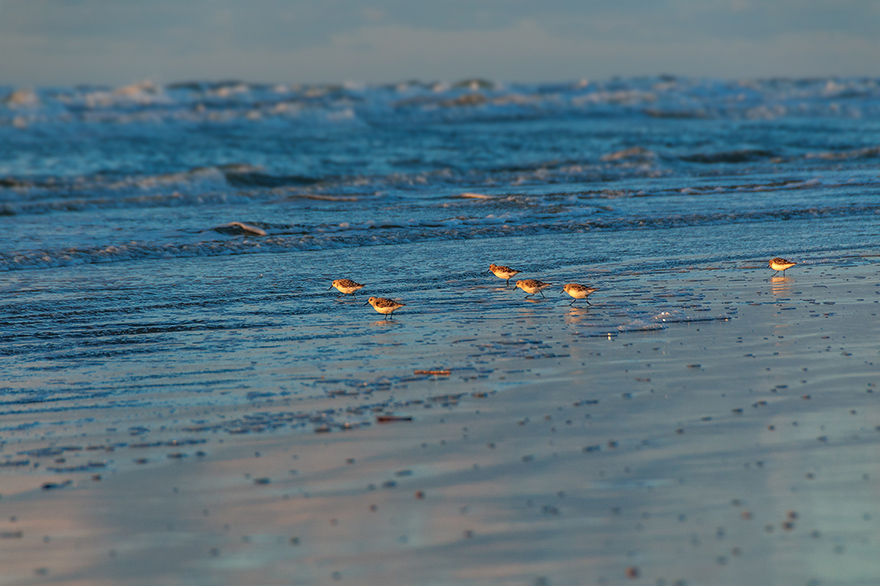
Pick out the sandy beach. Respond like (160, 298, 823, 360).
(2, 247, 878, 586)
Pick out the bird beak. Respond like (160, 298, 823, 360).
(364, 300, 370, 305)
(327, 286, 333, 290)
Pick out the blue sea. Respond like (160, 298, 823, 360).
(3, 77, 880, 267)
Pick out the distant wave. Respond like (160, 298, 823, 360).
(679, 149, 777, 164)
(6, 144, 878, 217)
(0, 164, 326, 215)
(4, 77, 880, 131)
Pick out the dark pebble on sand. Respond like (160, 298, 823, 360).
(0, 531, 23, 539)
(377, 415, 412, 423)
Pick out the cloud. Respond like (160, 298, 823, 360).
(1, 0, 878, 85)
(281, 19, 880, 82)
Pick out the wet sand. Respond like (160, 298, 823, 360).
(2, 258, 879, 585)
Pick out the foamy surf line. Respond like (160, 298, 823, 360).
(4, 203, 879, 272)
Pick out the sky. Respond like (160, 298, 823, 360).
(2, 0, 879, 87)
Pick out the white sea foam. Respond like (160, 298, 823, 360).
(4, 88, 39, 107)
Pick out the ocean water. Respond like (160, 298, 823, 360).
(3, 77, 880, 585)
(2, 76, 880, 425)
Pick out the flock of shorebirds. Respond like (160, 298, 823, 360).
(331, 257, 797, 320)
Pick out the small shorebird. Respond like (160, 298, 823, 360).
(365, 296, 405, 320)
(768, 257, 796, 276)
(489, 263, 520, 287)
(562, 283, 598, 306)
(329, 278, 365, 297)
(515, 279, 552, 299)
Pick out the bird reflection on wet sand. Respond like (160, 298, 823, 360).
(770, 276, 794, 296)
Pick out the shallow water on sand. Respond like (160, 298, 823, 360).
(3, 215, 878, 427)
(2, 230, 880, 585)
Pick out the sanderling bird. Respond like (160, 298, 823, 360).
(489, 263, 520, 287)
(515, 279, 552, 299)
(365, 296, 405, 320)
(329, 278, 365, 297)
(768, 257, 796, 276)
(562, 283, 598, 306)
